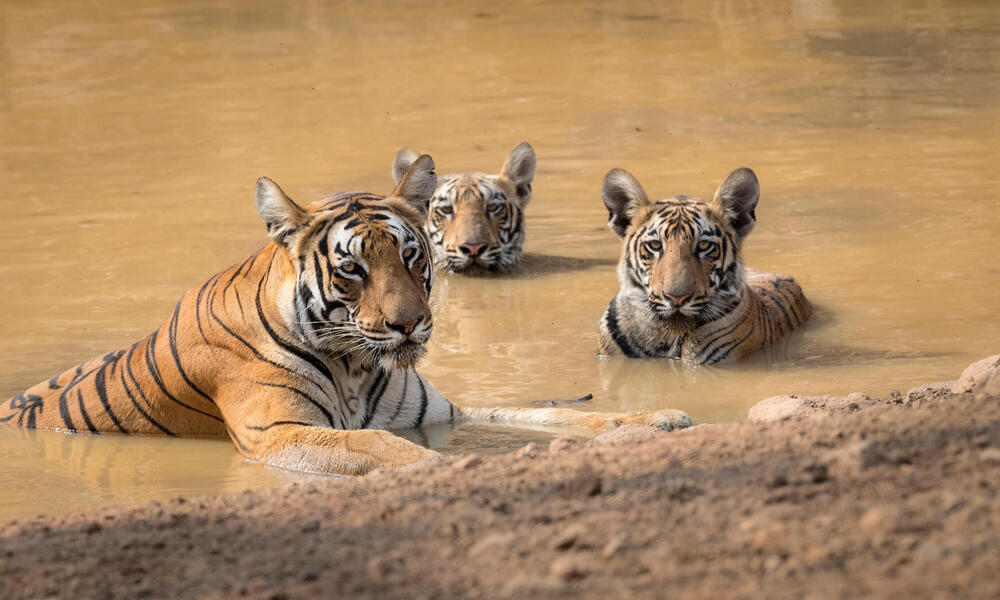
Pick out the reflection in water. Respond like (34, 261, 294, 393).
(1, 0, 999, 520)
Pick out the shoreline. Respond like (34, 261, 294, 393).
(1, 355, 998, 599)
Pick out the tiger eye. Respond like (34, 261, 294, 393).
(341, 262, 359, 274)
(697, 240, 713, 252)
(437, 205, 454, 216)
(402, 247, 416, 261)
(644, 240, 663, 253)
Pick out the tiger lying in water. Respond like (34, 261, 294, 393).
(392, 143, 536, 273)
(3, 156, 690, 475)
(598, 167, 812, 364)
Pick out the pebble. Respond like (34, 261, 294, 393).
(301, 520, 321, 533)
(454, 455, 483, 470)
(979, 448, 1000, 463)
(549, 556, 587, 581)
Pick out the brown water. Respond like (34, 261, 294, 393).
(1, 0, 998, 522)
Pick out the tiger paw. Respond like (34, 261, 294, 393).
(616, 410, 693, 431)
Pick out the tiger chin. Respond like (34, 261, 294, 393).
(391, 142, 536, 274)
(598, 167, 813, 364)
(3, 155, 691, 476)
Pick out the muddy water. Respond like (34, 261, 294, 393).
(1, 0, 998, 521)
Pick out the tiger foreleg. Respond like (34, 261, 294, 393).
(455, 406, 692, 432)
(235, 423, 439, 476)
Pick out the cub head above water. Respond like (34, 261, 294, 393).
(599, 167, 812, 364)
(391, 142, 536, 274)
(260, 154, 438, 370)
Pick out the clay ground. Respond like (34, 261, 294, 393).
(2, 376, 999, 599)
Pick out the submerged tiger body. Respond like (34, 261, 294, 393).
(392, 143, 536, 273)
(4, 156, 690, 475)
(598, 167, 812, 364)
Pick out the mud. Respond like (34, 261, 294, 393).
(3, 359, 999, 599)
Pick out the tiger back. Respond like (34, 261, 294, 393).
(391, 142, 536, 273)
(598, 167, 812, 364)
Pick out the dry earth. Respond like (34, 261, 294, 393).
(2, 356, 999, 599)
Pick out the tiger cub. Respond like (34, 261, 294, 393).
(4, 156, 691, 476)
(391, 143, 536, 273)
(598, 167, 812, 364)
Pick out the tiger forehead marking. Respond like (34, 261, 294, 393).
(291, 192, 435, 369)
(599, 167, 812, 364)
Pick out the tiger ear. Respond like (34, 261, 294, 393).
(255, 177, 308, 246)
(602, 168, 649, 238)
(392, 147, 422, 185)
(391, 154, 436, 216)
(711, 167, 759, 239)
(499, 142, 536, 204)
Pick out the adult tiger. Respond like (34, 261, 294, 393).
(391, 143, 536, 273)
(598, 167, 812, 364)
(3, 156, 690, 475)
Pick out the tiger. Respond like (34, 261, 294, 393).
(3, 155, 691, 476)
(598, 167, 812, 364)
(391, 142, 536, 273)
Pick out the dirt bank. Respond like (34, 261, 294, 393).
(2, 358, 999, 599)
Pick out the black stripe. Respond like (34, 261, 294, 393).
(47, 375, 62, 390)
(253, 380, 336, 427)
(255, 261, 338, 389)
(168, 301, 216, 405)
(120, 345, 176, 435)
(93, 360, 127, 433)
(388, 370, 410, 425)
(143, 331, 222, 421)
(414, 377, 428, 427)
(226, 424, 251, 454)
(206, 293, 334, 399)
(361, 370, 391, 429)
(605, 300, 640, 358)
(245, 420, 312, 431)
(76, 390, 99, 434)
(59, 390, 75, 431)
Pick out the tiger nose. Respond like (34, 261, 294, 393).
(459, 243, 486, 257)
(665, 291, 692, 306)
(386, 318, 420, 336)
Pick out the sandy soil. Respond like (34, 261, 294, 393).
(2, 360, 999, 599)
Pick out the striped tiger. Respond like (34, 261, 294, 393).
(3, 156, 690, 475)
(598, 167, 812, 364)
(391, 142, 536, 273)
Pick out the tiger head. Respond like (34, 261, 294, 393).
(601, 167, 761, 333)
(391, 142, 536, 273)
(255, 155, 437, 370)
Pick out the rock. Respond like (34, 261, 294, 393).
(822, 441, 886, 477)
(975, 370, 1000, 401)
(747, 395, 811, 422)
(454, 455, 483, 470)
(549, 437, 583, 453)
(979, 448, 1000, 464)
(549, 557, 587, 581)
(906, 381, 954, 403)
(551, 525, 586, 551)
(469, 533, 518, 558)
(951, 354, 1000, 395)
(515, 442, 539, 459)
(559, 462, 603, 497)
(593, 424, 659, 445)
(858, 506, 900, 533)
(300, 520, 320, 533)
(601, 534, 630, 557)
